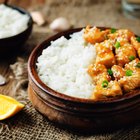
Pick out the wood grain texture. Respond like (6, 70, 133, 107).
(28, 79, 140, 132)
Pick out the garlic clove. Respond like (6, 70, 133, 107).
(50, 17, 71, 32)
(0, 75, 6, 86)
(31, 11, 46, 26)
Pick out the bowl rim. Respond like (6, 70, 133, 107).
(0, 4, 33, 40)
(28, 27, 140, 104)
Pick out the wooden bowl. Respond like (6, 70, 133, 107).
(28, 27, 140, 132)
(0, 4, 33, 55)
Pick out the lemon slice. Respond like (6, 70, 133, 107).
(0, 94, 24, 120)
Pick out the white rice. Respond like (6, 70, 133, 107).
(0, 4, 29, 39)
(37, 30, 96, 99)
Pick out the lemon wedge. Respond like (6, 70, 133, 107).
(0, 94, 24, 120)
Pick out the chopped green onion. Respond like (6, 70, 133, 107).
(135, 62, 140, 68)
(115, 41, 121, 49)
(136, 37, 140, 42)
(111, 28, 116, 33)
(129, 55, 135, 61)
(125, 70, 133, 76)
(107, 69, 113, 76)
(102, 80, 109, 88)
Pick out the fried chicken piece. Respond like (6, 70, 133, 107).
(108, 29, 134, 42)
(125, 58, 140, 71)
(131, 36, 140, 58)
(96, 40, 114, 52)
(115, 42, 136, 66)
(117, 29, 134, 41)
(119, 59, 140, 92)
(83, 26, 109, 44)
(111, 65, 125, 80)
(87, 63, 110, 84)
(95, 41, 116, 68)
(91, 80, 122, 100)
(119, 74, 140, 92)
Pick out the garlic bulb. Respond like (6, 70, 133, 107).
(50, 17, 71, 32)
(31, 11, 46, 26)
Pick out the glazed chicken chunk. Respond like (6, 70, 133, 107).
(119, 59, 140, 92)
(131, 36, 140, 58)
(115, 41, 136, 66)
(111, 65, 125, 80)
(87, 63, 110, 85)
(88, 63, 122, 99)
(91, 80, 122, 100)
(95, 41, 116, 68)
(83, 26, 109, 44)
(108, 29, 134, 42)
(125, 58, 140, 71)
(84, 26, 140, 100)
